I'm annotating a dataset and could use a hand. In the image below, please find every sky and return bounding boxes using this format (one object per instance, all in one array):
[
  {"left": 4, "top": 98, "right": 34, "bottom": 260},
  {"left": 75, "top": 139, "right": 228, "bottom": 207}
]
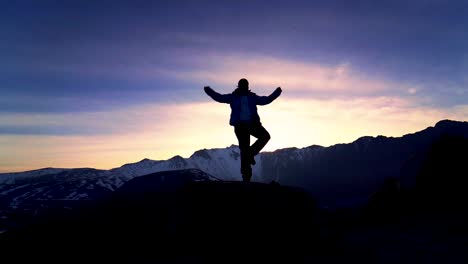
[{"left": 1, "top": 0, "right": 468, "bottom": 172}]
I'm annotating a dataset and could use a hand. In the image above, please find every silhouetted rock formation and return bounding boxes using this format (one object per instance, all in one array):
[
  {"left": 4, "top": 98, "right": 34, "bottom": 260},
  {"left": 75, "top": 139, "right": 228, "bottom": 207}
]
[{"left": 1, "top": 169, "right": 318, "bottom": 263}]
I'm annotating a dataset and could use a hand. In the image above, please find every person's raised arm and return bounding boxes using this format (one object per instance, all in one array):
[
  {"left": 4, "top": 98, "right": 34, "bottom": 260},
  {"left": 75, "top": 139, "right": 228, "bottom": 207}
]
[
  {"left": 255, "top": 87, "right": 282, "bottom": 105},
  {"left": 204, "top": 86, "right": 232, "bottom": 104}
]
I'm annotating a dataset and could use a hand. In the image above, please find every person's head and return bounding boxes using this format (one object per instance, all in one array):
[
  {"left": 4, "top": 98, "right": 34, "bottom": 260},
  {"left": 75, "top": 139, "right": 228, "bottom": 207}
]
[{"left": 237, "top": 78, "right": 249, "bottom": 91}]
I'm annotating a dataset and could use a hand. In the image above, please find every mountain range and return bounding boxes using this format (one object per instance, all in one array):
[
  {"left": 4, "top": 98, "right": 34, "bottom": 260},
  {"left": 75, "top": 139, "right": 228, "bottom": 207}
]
[{"left": 1, "top": 119, "right": 467, "bottom": 223}]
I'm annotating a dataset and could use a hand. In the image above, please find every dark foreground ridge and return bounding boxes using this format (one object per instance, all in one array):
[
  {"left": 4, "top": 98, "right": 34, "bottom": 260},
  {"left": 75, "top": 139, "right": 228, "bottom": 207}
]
[{"left": 0, "top": 169, "right": 318, "bottom": 263}]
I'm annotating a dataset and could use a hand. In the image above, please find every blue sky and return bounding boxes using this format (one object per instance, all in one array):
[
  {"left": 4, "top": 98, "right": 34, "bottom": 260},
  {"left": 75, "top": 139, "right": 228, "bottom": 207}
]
[{"left": 1, "top": 0, "right": 467, "bottom": 172}]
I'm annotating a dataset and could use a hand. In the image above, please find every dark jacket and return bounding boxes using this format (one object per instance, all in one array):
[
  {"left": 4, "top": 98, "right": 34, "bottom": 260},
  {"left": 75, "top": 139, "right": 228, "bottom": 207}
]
[{"left": 205, "top": 87, "right": 281, "bottom": 126}]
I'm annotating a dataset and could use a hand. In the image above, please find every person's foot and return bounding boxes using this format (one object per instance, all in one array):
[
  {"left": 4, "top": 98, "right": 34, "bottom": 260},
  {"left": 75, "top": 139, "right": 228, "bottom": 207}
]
[
  {"left": 241, "top": 167, "right": 252, "bottom": 182},
  {"left": 242, "top": 174, "right": 251, "bottom": 182}
]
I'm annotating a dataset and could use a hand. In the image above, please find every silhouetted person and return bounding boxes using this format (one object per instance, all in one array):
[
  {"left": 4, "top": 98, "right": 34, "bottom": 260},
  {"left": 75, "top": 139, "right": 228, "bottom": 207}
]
[{"left": 204, "top": 78, "right": 282, "bottom": 182}]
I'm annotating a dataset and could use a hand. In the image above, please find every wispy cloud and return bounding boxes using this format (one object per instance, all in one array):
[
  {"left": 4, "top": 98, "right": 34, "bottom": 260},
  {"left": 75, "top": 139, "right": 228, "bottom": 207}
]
[{"left": 157, "top": 53, "right": 417, "bottom": 98}]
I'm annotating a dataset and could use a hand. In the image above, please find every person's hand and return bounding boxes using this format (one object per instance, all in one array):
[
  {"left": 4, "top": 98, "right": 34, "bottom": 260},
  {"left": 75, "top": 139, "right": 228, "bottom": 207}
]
[
  {"left": 275, "top": 87, "right": 282, "bottom": 94},
  {"left": 204, "top": 86, "right": 211, "bottom": 92}
]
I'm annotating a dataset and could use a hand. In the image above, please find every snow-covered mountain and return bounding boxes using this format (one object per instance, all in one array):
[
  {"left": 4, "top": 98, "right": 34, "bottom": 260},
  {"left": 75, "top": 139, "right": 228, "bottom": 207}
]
[
  {"left": 0, "top": 146, "right": 244, "bottom": 208},
  {"left": 109, "top": 145, "right": 254, "bottom": 182},
  {"left": 1, "top": 119, "right": 468, "bottom": 213},
  {"left": 0, "top": 144, "right": 266, "bottom": 213},
  {"left": 0, "top": 168, "right": 70, "bottom": 185}
]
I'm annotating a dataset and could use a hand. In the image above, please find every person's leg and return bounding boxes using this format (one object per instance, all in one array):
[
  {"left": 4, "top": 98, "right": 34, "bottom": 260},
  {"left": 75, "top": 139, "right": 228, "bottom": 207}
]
[
  {"left": 250, "top": 123, "right": 271, "bottom": 158},
  {"left": 234, "top": 125, "right": 252, "bottom": 181}
]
